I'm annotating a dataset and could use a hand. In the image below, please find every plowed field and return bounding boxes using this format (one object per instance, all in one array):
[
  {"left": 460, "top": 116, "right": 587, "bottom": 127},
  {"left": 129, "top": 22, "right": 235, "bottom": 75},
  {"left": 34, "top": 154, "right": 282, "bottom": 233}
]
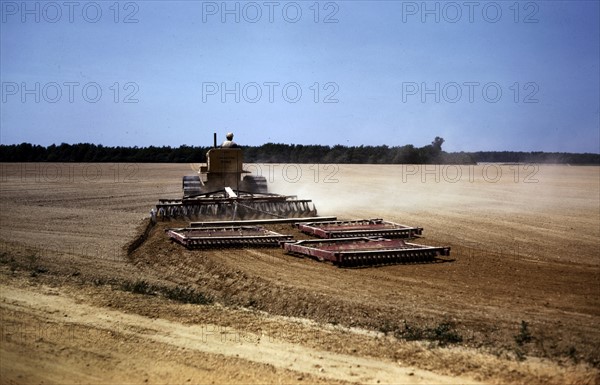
[{"left": 1, "top": 163, "right": 598, "bottom": 384}]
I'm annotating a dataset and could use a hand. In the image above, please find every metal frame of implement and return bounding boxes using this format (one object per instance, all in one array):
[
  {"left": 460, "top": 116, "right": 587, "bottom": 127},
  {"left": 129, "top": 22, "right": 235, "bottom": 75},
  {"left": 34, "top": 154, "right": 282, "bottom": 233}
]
[
  {"left": 157, "top": 190, "right": 316, "bottom": 220},
  {"left": 296, "top": 219, "right": 423, "bottom": 239},
  {"left": 282, "top": 237, "right": 451, "bottom": 267},
  {"left": 189, "top": 216, "right": 337, "bottom": 227},
  {"left": 167, "top": 226, "right": 293, "bottom": 248}
]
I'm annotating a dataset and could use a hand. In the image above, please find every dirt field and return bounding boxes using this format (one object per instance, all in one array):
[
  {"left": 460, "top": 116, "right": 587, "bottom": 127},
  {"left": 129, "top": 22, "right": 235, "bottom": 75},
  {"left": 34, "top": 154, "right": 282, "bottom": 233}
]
[{"left": 1, "top": 162, "right": 599, "bottom": 384}]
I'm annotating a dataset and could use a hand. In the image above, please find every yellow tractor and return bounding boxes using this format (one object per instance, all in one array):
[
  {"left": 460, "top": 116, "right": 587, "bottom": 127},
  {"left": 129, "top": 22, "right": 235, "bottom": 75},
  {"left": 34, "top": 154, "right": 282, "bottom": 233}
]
[{"left": 156, "top": 133, "right": 317, "bottom": 220}]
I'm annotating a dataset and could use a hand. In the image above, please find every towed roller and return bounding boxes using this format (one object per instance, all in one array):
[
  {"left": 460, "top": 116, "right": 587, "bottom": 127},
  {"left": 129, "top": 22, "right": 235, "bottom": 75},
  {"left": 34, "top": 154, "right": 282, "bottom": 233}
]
[
  {"left": 282, "top": 237, "right": 451, "bottom": 267},
  {"left": 167, "top": 226, "right": 293, "bottom": 249},
  {"left": 296, "top": 218, "right": 423, "bottom": 239}
]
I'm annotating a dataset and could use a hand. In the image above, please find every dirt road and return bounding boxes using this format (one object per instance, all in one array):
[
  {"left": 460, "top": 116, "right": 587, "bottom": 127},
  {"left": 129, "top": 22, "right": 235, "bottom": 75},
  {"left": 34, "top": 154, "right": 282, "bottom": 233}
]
[
  {"left": 2, "top": 283, "right": 484, "bottom": 385},
  {"left": 1, "top": 163, "right": 598, "bottom": 384}
]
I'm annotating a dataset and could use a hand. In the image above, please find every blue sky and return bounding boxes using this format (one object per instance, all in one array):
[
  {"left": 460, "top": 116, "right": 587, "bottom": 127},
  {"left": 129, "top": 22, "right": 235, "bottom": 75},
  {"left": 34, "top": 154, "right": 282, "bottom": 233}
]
[{"left": 1, "top": 0, "right": 599, "bottom": 152}]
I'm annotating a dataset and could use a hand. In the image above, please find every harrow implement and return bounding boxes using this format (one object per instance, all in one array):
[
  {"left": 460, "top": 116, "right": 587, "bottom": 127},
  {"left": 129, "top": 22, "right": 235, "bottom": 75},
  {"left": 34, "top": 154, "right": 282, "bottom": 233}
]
[
  {"left": 157, "top": 190, "right": 317, "bottom": 220},
  {"left": 296, "top": 218, "right": 423, "bottom": 239},
  {"left": 167, "top": 226, "right": 293, "bottom": 249},
  {"left": 282, "top": 237, "right": 451, "bottom": 267}
]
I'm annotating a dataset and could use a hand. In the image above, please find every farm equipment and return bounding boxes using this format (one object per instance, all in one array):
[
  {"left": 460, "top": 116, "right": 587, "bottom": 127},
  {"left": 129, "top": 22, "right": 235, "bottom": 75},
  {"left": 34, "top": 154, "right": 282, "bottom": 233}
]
[
  {"left": 166, "top": 226, "right": 294, "bottom": 249},
  {"left": 296, "top": 219, "right": 423, "bottom": 239},
  {"left": 162, "top": 216, "right": 451, "bottom": 267},
  {"left": 155, "top": 133, "right": 452, "bottom": 268},
  {"left": 156, "top": 133, "right": 317, "bottom": 220},
  {"left": 283, "top": 237, "right": 450, "bottom": 267}
]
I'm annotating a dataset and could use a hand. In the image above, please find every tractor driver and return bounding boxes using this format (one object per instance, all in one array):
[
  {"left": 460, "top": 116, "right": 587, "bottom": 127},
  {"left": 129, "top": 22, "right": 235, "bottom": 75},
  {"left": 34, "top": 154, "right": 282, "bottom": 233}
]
[{"left": 221, "top": 132, "right": 239, "bottom": 148}]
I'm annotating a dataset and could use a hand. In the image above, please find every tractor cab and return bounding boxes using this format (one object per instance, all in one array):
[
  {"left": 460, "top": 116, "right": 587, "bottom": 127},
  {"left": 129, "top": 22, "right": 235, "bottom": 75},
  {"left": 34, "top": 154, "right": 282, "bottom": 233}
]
[{"left": 183, "top": 140, "right": 266, "bottom": 198}]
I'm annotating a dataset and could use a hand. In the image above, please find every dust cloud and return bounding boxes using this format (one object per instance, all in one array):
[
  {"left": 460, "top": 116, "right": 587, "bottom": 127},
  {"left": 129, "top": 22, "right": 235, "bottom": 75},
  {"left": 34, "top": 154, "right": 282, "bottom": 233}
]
[{"left": 259, "top": 164, "right": 599, "bottom": 250}]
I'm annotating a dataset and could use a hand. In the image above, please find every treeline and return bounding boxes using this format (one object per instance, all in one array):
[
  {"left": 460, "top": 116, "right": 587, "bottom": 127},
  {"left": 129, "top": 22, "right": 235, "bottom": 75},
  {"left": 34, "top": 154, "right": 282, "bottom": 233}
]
[
  {"left": 470, "top": 151, "right": 599, "bottom": 164},
  {"left": 0, "top": 142, "right": 473, "bottom": 164},
  {"left": 0, "top": 142, "right": 598, "bottom": 164}
]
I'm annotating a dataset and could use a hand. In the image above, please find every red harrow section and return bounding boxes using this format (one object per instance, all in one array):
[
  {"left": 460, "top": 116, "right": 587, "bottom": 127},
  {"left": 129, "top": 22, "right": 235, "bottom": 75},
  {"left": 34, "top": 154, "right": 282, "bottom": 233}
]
[
  {"left": 166, "top": 226, "right": 293, "bottom": 249},
  {"left": 296, "top": 219, "right": 423, "bottom": 239},
  {"left": 282, "top": 238, "right": 451, "bottom": 267},
  {"left": 162, "top": 216, "right": 451, "bottom": 268}
]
